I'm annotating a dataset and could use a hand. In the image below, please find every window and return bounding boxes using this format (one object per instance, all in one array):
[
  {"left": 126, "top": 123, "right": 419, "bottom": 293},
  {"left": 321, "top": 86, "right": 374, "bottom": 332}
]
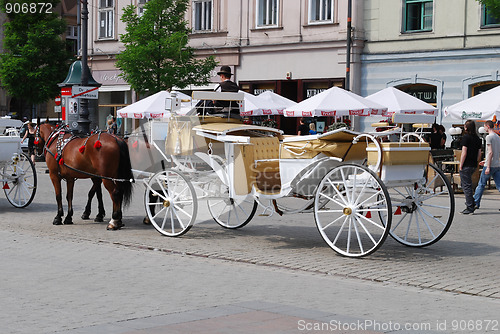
[
  {"left": 256, "top": 0, "right": 278, "bottom": 27},
  {"left": 309, "top": 0, "right": 333, "bottom": 23},
  {"left": 66, "top": 26, "right": 78, "bottom": 56},
  {"left": 98, "top": 0, "right": 114, "bottom": 39},
  {"left": 193, "top": 0, "right": 212, "bottom": 31},
  {"left": 138, "top": 0, "right": 150, "bottom": 17},
  {"left": 481, "top": 5, "right": 500, "bottom": 27},
  {"left": 403, "top": 0, "right": 433, "bottom": 33}
]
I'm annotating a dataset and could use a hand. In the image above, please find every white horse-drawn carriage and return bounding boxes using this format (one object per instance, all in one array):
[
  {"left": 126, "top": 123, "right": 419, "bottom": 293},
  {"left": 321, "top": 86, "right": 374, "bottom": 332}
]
[
  {"left": 128, "top": 92, "right": 454, "bottom": 257},
  {"left": 0, "top": 125, "right": 37, "bottom": 208}
]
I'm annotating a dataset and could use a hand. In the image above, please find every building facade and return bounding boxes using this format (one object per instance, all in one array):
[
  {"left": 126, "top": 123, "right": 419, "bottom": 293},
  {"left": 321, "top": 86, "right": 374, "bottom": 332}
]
[
  {"left": 360, "top": 0, "right": 500, "bottom": 132},
  {"left": 84, "top": 0, "right": 363, "bottom": 134}
]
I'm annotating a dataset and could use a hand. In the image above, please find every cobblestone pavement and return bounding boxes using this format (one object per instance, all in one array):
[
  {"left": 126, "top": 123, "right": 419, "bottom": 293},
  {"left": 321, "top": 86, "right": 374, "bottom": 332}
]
[{"left": 1, "top": 163, "right": 499, "bottom": 333}]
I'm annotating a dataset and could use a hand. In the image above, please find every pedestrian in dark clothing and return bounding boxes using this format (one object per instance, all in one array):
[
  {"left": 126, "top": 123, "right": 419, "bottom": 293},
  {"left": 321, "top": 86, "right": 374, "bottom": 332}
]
[
  {"left": 214, "top": 66, "right": 239, "bottom": 111},
  {"left": 459, "top": 120, "right": 482, "bottom": 214},
  {"left": 439, "top": 125, "right": 447, "bottom": 149},
  {"left": 298, "top": 118, "right": 309, "bottom": 135}
]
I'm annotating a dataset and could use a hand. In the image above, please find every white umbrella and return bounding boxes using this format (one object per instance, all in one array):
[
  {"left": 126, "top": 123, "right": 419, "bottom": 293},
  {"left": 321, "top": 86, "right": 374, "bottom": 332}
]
[
  {"left": 365, "top": 86, "right": 437, "bottom": 116},
  {"left": 284, "top": 86, "right": 387, "bottom": 117},
  {"left": 240, "top": 91, "right": 269, "bottom": 116},
  {"left": 257, "top": 91, "right": 296, "bottom": 115},
  {"left": 444, "top": 85, "right": 500, "bottom": 120},
  {"left": 117, "top": 91, "right": 188, "bottom": 119}
]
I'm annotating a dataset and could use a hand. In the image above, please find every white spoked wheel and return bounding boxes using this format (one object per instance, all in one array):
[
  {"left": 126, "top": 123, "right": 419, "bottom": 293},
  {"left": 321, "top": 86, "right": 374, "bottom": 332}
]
[
  {"left": 382, "top": 163, "right": 454, "bottom": 247},
  {"left": 3, "top": 153, "right": 37, "bottom": 208},
  {"left": 207, "top": 190, "right": 257, "bottom": 229},
  {"left": 144, "top": 169, "right": 198, "bottom": 237},
  {"left": 314, "top": 163, "right": 392, "bottom": 257}
]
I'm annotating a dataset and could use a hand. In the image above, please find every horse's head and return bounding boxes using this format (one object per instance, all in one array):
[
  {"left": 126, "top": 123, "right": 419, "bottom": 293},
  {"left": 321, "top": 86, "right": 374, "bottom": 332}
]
[{"left": 34, "top": 122, "right": 55, "bottom": 156}]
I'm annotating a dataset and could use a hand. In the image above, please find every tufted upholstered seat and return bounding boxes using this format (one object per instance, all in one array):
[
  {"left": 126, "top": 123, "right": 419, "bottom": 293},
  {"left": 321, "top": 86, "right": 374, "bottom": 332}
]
[{"left": 236, "top": 136, "right": 281, "bottom": 194}]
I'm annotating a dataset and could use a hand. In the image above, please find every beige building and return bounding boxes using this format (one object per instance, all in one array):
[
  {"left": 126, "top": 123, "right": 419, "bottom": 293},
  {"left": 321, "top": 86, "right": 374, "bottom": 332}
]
[{"left": 84, "top": 0, "right": 362, "bottom": 133}]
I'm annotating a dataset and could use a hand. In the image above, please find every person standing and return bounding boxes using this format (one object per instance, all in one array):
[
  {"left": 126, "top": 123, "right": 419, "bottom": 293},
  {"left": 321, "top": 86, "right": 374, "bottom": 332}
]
[
  {"left": 21, "top": 122, "right": 36, "bottom": 165},
  {"left": 429, "top": 123, "right": 443, "bottom": 150},
  {"left": 459, "top": 120, "right": 482, "bottom": 214},
  {"left": 107, "top": 117, "right": 117, "bottom": 135},
  {"left": 309, "top": 122, "right": 317, "bottom": 135},
  {"left": 473, "top": 120, "right": 500, "bottom": 210},
  {"left": 298, "top": 118, "right": 309, "bottom": 135}
]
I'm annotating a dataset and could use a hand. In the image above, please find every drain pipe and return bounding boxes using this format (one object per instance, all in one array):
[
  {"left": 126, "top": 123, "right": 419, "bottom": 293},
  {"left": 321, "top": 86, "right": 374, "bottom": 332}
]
[{"left": 346, "top": 0, "right": 352, "bottom": 91}]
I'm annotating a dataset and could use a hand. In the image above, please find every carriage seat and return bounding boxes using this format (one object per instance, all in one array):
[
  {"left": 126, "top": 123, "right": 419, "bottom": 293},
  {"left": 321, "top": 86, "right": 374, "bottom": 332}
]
[{"left": 250, "top": 137, "right": 281, "bottom": 193}]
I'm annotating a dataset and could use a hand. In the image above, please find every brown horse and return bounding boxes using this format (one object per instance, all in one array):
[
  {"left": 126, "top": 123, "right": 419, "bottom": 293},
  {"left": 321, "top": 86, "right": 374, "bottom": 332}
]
[{"left": 35, "top": 123, "right": 134, "bottom": 230}]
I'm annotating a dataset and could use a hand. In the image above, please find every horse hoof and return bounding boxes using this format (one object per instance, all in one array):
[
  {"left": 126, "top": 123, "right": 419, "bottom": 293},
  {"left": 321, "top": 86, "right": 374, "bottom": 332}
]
[
  {"left": 53, "top": 219, "right": 63, "bottom": 226},
  {"left": 63, "top": 218, "right": 73, "bottom": 225},
  {"left": 81, "top": 212, "right": 91, "bottom": 220},
  {"left": 94, "top": 216, "right": 104, "bottom": 223},
  {"left": 107, "top": 221, "right": 124, "bottom": 230},
  {"left": 143, "top": 217, "right": 151, "bottom": 225}
]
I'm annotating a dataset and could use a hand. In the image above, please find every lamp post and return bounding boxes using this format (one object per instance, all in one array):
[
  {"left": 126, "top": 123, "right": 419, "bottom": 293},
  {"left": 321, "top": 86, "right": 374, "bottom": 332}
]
[{"left": 78, "top": 0, "right": 90, "bottom": 134}]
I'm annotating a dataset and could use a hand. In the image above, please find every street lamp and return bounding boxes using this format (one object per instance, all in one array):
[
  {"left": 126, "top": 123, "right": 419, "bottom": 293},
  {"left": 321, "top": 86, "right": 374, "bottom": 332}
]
[{"left": 79, "top": 0, "right": 90, "bottom": 134}]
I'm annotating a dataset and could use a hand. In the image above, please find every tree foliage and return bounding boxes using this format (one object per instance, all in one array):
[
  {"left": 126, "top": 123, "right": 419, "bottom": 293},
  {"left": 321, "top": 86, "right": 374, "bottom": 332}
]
[
  {"left": 0, "top": 0, "right": 72, "bottom": 105},
  {"left": 116, "top": 0, "right": 217, "bottom": 94},
  {"left": 477, "top": 0, "right": 500, "bottom": 18}
]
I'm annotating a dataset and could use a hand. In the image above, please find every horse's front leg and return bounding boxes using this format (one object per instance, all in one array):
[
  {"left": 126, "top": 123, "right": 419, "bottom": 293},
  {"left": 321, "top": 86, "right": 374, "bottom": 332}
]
[
  {"left": 49, "top": 173, "right": 64, "bottom": 225},
  {"left": 63, "top": 178, "right": 75, "bottom": 225}
]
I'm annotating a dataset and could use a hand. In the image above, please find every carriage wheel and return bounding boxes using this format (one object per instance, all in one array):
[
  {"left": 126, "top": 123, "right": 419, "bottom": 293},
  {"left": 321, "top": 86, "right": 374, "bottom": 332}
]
[
  {"left": 3, "top": 153, "right": 37, "bottom": 208},
  {"left": 314, "top": 163, "right": 392, "bottom": 257},
  {"left": 144, "top": 169, "right": 197, "bottom": 237},
  {"left": 207, "top": 189, "right": 257, "bottom": 229},
  {"left": 382, "top": 163, "right": 454, "bottom": 247}
]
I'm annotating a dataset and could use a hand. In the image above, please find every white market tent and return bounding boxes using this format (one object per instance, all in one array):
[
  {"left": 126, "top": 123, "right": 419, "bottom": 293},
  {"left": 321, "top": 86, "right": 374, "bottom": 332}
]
[
  {"left": 444, "top": 85, "right": 500, "bottom": 120},
  {"left": 239, "top": 91, "right": 270, "bottom": 116},
  {"left": 365, "top": 86, "right": 437, "bottom": 116},
  {"left": 283, "top": 86, "right": 387, "bottom": 117},
  {"left": 257, "top": 91, "right": 296, "bottom": 115},
  {"left": 117, "top": 91, "right": 192, "bottom": 119}
]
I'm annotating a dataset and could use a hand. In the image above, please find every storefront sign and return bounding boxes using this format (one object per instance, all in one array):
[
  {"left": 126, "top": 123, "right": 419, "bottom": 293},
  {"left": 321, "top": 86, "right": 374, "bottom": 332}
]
[
  {"left": 254, "top": 89, "right": 273, "bottom": 95},
  {"left": 93, "top": 70, "right": 128, "bottom": 85},
  {"left": 306, "top": 89, "right": 326, "bottom": 98}
]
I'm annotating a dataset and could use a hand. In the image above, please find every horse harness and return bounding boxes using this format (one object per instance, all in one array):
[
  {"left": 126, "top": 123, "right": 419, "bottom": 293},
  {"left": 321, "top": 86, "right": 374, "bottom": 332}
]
[{"left": 41, "top": 125, "right": 133, "bottom": 183}]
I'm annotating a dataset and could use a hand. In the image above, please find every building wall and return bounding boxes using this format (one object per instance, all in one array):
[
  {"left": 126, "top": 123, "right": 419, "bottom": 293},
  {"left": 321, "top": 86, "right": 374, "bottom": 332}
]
[
  {"left": 360, "top": 0, "right": 500, "bottom": 133},
  {"left": 188, "top": 0, "right": 363, "bottom": 93}
]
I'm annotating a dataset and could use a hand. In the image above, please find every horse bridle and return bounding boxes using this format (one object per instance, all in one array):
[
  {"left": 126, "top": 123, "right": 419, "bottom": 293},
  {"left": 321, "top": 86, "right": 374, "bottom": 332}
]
[{"left": 34, "top": 125, "right": 45, "bottom": 158}]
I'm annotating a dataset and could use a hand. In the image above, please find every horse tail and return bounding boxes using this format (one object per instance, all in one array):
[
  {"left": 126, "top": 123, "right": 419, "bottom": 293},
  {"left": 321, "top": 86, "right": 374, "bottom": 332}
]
[{"left": 116, "top": 138, "right": 134, "bottom": 208}]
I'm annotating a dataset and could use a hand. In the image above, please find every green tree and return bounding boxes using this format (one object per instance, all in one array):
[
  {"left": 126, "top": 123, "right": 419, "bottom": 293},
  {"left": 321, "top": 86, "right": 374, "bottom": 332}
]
[
  {"left": 116, "top": 0, "right": 217, "bottom": 95},
  {"left": 0, "top": 0, "right": 72, "bottom": 111},
  {"left": 477, "top": 0, "right": 500, "bottom": 19}
]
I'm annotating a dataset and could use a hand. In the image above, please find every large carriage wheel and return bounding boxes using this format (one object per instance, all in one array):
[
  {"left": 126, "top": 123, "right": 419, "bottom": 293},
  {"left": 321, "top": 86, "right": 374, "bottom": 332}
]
[
  {"left": 3, "top": 153, "right": 37, "bottom": 208},
  {"left": 144, "top": 169, "right": 197, "bottom": 237},
  {"left": 314, "top": 163, "right": 392, "bottom": 257},
  {"left": 382, "top": 163, "right": 454, "bottom": 247},
  {"left": 207, "top": 189, "right": 257, "bottom": 229}
]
